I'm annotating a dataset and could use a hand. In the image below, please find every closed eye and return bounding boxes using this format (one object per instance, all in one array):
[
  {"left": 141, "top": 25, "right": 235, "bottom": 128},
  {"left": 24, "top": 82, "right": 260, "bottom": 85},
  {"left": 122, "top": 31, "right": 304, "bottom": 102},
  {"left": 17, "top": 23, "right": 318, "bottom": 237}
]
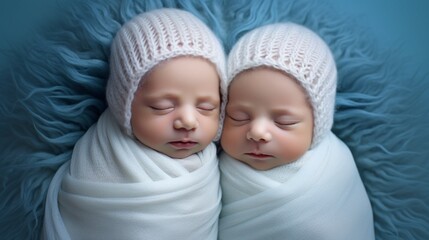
[
  {"left": 149, "top": 105, "right": 174, "bottom": 114},
  {"left": 197, "top": 102, "right": 217, "bottom": 111},
  {"left": 275, "top": 121, "right": 299, "bottom": 127},
  {"left": 148, "top": 98, "right": 175, "bottom": 111},
  {"left": 226, "top": 108, "right": 250, "bottom": 123},
  {"left": 228, "top": 114, "right": 249, "bottom": 122},
  {"left": 150, "top": 106, "right": 173, "bottom": 110}
]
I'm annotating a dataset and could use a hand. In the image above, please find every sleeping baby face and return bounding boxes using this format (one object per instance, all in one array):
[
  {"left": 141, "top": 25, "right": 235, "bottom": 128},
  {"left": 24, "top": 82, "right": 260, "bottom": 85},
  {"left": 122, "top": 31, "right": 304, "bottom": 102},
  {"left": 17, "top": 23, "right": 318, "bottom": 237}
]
[
  {"left": 131, "top": 56, "right": 221, "bottom": 159},
  {"left": 221, "top": 67, "right": 314, "bottom": 170}
]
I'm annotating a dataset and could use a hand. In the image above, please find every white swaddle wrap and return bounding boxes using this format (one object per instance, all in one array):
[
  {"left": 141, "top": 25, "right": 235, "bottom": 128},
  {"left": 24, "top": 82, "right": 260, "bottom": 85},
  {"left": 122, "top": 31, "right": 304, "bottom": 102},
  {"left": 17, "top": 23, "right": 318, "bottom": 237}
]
[
  {"left": 43, "top": 109, "right": 221, "bottom": 240},
  {"left": 219, "top": 132, "right": 374, "bottom": 240}
]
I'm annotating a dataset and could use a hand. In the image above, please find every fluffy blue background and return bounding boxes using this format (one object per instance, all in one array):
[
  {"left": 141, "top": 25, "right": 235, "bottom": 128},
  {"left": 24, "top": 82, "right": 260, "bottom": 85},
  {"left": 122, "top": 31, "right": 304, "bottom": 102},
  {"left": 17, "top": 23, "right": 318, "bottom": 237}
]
[{"left": 1, "top": 0, "right": 428, "bottom": 239}]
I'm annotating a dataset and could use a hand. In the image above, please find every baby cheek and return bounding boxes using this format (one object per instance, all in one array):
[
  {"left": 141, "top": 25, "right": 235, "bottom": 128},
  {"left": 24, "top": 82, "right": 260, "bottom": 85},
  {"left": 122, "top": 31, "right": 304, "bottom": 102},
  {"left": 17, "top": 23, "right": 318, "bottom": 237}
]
[
  {"left": 221, "top": 124, "right": 244, "bottom": 154},
  {"left": 151, "top": 115, "right": 174, "bottom": 130},
  {"left": 277, "top": 135, "right": 311, "bottom": 163},
  {"left": 208, "top": 117, "right": 221, "bottom": 135},
  {"left": 133, "top": 116, "right": 169, "bottom": 139}
]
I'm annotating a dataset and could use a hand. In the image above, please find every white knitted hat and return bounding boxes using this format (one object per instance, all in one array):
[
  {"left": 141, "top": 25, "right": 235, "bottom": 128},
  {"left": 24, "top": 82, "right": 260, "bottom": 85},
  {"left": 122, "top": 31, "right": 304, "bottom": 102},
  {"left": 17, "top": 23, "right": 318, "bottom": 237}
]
[
  {"left": 227, "top": 23, "right": 337, "bottom": 148},
  {"left": 106, "top": 8, "right": 227, "bottom": 140}
]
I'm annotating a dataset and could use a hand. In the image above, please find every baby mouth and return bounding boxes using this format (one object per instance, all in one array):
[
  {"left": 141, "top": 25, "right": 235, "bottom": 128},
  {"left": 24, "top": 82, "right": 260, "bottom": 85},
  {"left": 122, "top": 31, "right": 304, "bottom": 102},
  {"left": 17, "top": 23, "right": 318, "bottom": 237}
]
[
  {"left": 245, "top": 152, "right": 273, "bottom": 159},
  {"left": 169, "top": 140, "right": 198, "bottom": 149}
]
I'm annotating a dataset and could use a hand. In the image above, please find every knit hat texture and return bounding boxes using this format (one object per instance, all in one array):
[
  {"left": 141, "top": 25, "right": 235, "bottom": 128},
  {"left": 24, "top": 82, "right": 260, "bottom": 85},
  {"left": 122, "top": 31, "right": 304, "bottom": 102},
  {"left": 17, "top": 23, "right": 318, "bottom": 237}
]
[
  {"left": 106, "top": 8, "right": 227, "bottom": 140},
  {"left": 227, "top": 23, "right": 337, "bottom": 148}
]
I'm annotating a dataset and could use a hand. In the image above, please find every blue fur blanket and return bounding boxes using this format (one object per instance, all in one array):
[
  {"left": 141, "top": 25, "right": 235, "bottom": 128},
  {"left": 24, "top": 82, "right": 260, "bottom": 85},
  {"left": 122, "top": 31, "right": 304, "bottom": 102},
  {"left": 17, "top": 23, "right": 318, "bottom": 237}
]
[{"left": 1, "top": 0, "right": 428, "bottom": 239}]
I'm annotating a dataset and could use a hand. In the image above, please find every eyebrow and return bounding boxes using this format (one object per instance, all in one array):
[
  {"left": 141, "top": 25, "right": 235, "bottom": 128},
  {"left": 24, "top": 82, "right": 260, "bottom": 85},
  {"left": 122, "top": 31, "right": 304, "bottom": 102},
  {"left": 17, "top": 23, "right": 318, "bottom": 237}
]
[
  {"left": 196, "top": 95, "right": 220, "bottom": 102},
  {"left": 270, "top": 107, "right": 300, "bottom": 115},
  {"left": 227, "top": 102, "right": 300, "bottom": 116},
  {"left": 143, "top": 92, "right": 220, "bottom": 102},
  {"left": 226, "top": 102, "right": 253, "bottom": 110},
  {"left": 139, "top": 92, "right": 177, "bottom": 101}
]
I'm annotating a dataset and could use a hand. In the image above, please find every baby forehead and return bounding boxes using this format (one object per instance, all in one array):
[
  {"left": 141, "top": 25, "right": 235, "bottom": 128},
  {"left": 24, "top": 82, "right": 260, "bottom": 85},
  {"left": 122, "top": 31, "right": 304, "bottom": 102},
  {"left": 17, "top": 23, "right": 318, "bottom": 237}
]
[
  {"left": 229, "top": 67, "right": 307, "bottom": 96},
  {"left": 138, "top": 57, "right": 220, "bottom": 87}
]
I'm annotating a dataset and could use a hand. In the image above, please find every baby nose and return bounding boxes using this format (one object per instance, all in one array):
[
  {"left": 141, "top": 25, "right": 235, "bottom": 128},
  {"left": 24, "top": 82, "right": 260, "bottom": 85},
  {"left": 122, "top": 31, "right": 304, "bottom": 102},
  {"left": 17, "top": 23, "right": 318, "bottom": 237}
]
[
  {"left": 173, "top": 107, "right": 198, "bottom": 130},
  {"left": 246, "top": 119, "right": 272, "bottom": 142}
]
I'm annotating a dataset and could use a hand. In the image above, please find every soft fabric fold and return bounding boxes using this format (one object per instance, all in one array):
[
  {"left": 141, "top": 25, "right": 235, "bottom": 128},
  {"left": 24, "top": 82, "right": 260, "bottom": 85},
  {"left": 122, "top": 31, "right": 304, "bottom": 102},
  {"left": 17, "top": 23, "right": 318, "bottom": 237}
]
[
  {"left": 42, "top": 109, "right": 221, "bottom": 240},
  {"left": 219, "top": 132, "right": 374, "bottom": 240}
]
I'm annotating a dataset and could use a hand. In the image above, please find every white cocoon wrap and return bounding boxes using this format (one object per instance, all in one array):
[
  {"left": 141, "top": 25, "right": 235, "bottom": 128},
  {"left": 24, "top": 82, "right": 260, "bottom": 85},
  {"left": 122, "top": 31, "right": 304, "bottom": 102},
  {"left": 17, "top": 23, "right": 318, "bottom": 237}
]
[
  {"left": 42, "top": 109, "right": 221, "bottom": 240},
  {"left": 219, "top": 132, "right": 375, "bottom": 240}
]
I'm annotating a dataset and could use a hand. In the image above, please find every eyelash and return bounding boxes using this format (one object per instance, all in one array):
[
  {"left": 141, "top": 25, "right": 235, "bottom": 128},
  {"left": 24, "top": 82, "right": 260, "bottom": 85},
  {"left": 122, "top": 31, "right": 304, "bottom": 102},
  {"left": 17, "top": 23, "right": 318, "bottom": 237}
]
[
  {"left": 228, "top": 115, "right": 249, "bottom": 122},
  {"left": 149, "top": 105, "right": 217, "bottom": 113},
  {"left": 228, "top": 114, "right": 298, "bottom": 126},
  {"left": 275, "top": 121, "right": 298, "bottom": 127},
  {"left": 198, "top": 105, "right": 216, "bottom": 111},
  {"left": 150, "top": 106, "right": 173, "bottom": 110}
]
